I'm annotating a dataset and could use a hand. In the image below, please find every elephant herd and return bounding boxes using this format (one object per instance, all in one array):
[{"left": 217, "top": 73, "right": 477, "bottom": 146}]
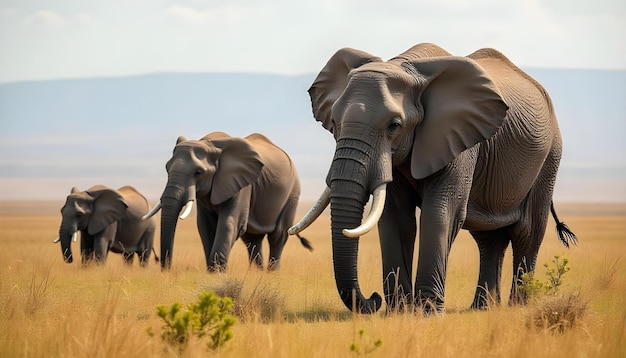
[{"left": 53, "top": 43, "right": 577, "bottom": 314}]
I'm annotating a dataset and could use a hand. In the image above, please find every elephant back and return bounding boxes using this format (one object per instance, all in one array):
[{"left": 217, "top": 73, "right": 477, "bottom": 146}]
[{"left": 117, "top": 186, "right": 152, "bottom": 222}]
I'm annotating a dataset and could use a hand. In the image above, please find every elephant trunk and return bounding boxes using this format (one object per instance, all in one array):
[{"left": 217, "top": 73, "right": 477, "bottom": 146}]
[
  {"left": 328, "top": 138, "right": 389, "bottom": 314},
  {"left": 58, "top": 222, "right": 77, "bottom": 263},
  {"left": 330, "top": 180, "right": 382, "bottom": 313},
  {"left": 159, "top": 175, "right": 196, "bottom": 270}
]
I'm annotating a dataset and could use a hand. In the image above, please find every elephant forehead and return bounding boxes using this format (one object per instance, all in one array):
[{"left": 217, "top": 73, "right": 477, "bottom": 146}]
[
  {"left": 62, "top": 195, "right": 92, "bottom": 213},
  {"left": 173, "top": 141, "right": 217, "bottom": 159}
]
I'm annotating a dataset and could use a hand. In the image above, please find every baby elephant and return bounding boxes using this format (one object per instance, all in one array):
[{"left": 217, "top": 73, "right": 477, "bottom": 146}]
[{"left": 54, "top": 185, "right": 157, "bottom": 266}]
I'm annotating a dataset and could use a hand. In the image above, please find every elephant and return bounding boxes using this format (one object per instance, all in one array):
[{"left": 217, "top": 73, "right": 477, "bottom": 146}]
[
  {"left": 144, "top": 132, "right": 313, "bottom": 271},
  {"left": 54, "top": 185, "right": 157, "bottom": 266},
  {"left": 289, "top": 43, "right": 577, "bottom": 314}
]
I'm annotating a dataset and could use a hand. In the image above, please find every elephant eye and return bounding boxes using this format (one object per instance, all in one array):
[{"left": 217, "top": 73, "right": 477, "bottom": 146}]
[
  {"left": 387, "top": 117, "right": 403, "bottom": 134},
  {"left": 194, "top": 168, "right": 205, "bottom": 176}
]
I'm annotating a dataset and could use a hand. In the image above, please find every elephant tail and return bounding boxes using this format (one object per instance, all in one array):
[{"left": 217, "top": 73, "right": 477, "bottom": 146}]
[
  {"left": 152, "top": 247, "right": 160, "bottom": 263},
  {"left": 295, "top": 233, "right": 314, "bottom": 252},
  {"left": 550, "top": 202, "right": 578, "bottom": 248}
]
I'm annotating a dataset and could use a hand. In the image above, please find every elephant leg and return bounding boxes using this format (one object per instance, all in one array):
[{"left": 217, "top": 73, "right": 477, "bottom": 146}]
[
  {"left": 208, "top": 207, "right": 243, "bottom": 272},
  {"left": 197, "top": 205, "right": 218, "bottom": 271},
  {"left": 509, "top": 144, "right": 560, "bottom": 305},
  {"left": 470, "top": 228, "right": 510, "bottom": 309},
  {"left": 414, "top": 149, "right": 477, "bottom": 313},
  {"left": 138, "top": 227, "right": 155, "bottom": 267},
  {"left": 80, "top": 232, "right": 95, "bottom": 265},
  {"left": 242, "top": 233, "right": 265, "bottom": 269},
  {"left": 267, "top": 230, "right": 288, "bottom": 271},
  {"left": 266, "top": 195, "right": 299, "bottom": 271},
  {"left": 378, "top": 176, "right": 417, "bottom": 311},
  {"left": 123, "top": 252, "right": 134, "bottom": 265}
]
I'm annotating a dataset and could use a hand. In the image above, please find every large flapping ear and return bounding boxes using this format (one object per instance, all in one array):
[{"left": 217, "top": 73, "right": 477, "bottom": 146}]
[
  {"left": 209, "top": 138, "right": 264, "bottom": 205},
  {"left": 407, "top": 56, "right": 509, "bottom": 179},
  {"left": 85, "top": 186, "right": 128, "bottom": 235},
  {"left": 309, "top": 48, "right": 382, "bottom": 137}
]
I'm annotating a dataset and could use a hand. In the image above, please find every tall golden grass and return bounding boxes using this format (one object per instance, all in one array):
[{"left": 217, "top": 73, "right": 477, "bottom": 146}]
[{"left": 0, "top": 202, "right": 624, "bottom": 357}]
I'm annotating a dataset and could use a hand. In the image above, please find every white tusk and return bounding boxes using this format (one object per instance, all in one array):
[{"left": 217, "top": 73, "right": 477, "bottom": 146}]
[
  {"left": 288, "top": 187, "right": 331, "bottom": 235},
  {"left": 342, "top": 184, "right": 387, "bottom": 238},
  {"left": 143, "top": 202, "right": 162, "bottom": 220},
  {"left": 179, "top": 200, "right": 194, "bottom": 220},
  {"left": 53, "top": 237, "right": 60, "bottom": 243}
]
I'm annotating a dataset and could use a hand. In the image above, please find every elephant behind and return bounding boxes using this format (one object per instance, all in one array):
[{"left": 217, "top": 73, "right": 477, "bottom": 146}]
[
  {"left": 145, "top": 132, "right": 313, "bottom": 271},
  {"left": 55, "top": 185, "right": 157, "bottom": 266},
  {"left": 291, "top": 43, "right": 577, "bottom": 314}
]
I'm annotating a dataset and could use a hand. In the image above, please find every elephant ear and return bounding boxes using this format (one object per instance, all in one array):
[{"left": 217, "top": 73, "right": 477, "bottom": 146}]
[
  {"left": 408, "top": 56, "right": 509, "bottom": 179},
  {"left": 309, "top": 48, "right": 382, "bottom": 138},
  {"left": 85, "top": 186, "right": 128, "bottom": 235},
  {"left": 209, "top": 138, "right": 264, "bottom": 205}
]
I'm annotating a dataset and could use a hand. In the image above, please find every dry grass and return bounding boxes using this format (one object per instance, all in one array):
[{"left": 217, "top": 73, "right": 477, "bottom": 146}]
[{"left": 0, "top": 202, "right": 625, "bottom": 357}]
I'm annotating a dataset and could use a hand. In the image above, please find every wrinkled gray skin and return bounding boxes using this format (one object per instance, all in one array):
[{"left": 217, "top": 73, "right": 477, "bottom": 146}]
[
  {"left": 152, "top": 132, "right": 312, "bottom": 271},
  {"left": 57, "top": 185, "right": 156, "bottom": 266},
  {"left": 301, "top": 43, "right": 576, "bottom": 314}
]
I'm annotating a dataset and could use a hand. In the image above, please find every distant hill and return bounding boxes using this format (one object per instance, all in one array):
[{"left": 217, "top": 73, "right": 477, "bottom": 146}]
[{"left": 0, "top": 69, "right": 624, "bottom": 202}]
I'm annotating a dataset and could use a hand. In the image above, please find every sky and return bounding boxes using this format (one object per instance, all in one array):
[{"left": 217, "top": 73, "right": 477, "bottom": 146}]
[{"left": 1, "top": 0, "right": 625, "bottom": 83}]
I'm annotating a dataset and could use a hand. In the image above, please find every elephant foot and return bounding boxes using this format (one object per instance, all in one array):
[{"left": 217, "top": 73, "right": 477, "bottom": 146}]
[
  {"left": 415, "top": 290, "right": 444, "bottom": 315},
  {"left": 384, "top": 292, "right": 414, "bottom": 313},
  {"left": 208, "top": 263, "right": 228, "bottom": 273}
]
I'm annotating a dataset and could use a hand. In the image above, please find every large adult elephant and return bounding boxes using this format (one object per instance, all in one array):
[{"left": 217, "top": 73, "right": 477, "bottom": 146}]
[
  {"left": 144, "top": 132, "right": 313, "bottom": 271},
  {"left": 54, "top": 185, "right": 157, "bottom": 266},
  {"left": 290, "top": 43, "right": 577, "bottom": 314}
]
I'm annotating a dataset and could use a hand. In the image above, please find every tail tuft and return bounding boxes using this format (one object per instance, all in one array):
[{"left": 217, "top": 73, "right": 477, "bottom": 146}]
[
  {"left": 296, "top": 233, "right": 314, "bottom": 252},
  {"left": 152, "top": 247, "right": 160, "bottom": 263},
  {"left": 551, "top": 202, "right": 578, "bottom": 248},
  {"left": 555, "top": 221, "right": 578, "bottom": 248}
]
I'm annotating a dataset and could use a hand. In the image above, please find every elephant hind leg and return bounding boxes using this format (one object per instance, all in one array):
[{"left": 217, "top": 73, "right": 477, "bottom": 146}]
[
  {"left": 242, "top": 233, "right": 265, "bottom": 269},
  {"left": 267, "top": 230, "right": 288, "bottom": 271},
  {"left": 266, "top": 194, "right": 300, "bottom": 271},
  {"left": 138, "top": 227, "right": 156, "bottom": 267},
  {"left": 509, "top": 144, "right": 560, "bottom": 305},
  {"left": 470, "top": 228, "right": 510, "bottom": 309}
]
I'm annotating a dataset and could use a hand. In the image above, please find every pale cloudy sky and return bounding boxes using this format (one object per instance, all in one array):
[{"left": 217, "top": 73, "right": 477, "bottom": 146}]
[{"left": 0, "top": 0, "right": 624, "bottom": 83}]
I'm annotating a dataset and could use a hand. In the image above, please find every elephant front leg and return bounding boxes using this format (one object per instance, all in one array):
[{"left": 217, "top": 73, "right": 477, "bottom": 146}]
[
  {"left": 207, "top": 213, "right": 243, "bottom": 272},
  {"left": 93, "top": 224, "right": 117, "bottom": 264},
  {"left": 242, "top": 233, "right": 265, "bottom": 269},
  {"left": 197, "top": 205, "right": 218, "bottom": 271},
  {"left": 80, "top": 231, "right": 95, "bottom": 265},
  {"left": 378, "top": 180, "right": 417, "bottom": 311}
]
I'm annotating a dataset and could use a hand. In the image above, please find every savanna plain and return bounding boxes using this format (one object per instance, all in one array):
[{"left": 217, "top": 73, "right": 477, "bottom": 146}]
[{"left": 0, "top": 201, "right": 625, "bottom": 357}]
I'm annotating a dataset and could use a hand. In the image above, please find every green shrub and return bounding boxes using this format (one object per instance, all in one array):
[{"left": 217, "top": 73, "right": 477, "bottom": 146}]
[
  {"left": 519, "top": 255, "right": 570, "bottom": 300},
  {"left": 151, "top": 291, "right": 236, "bottom": 351},
  {"left": 349, "top": 328, "right": 383, "bottom": 356},
  {"left": 519, "top": 256, "right": 587, "bottom": 333}
]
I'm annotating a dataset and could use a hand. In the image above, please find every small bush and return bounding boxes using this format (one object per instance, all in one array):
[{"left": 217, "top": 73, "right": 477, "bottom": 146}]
[
  {"left": 520, "top": 256, "right": 587, "bottom": 333},
  {"left": 151, "top": 291, "right": 236, "bottom": 351},
  {"left": 349, "top": 328, "right": 383, "bottom": 356},
  {"left": 529, "top": 292, "right": 587, "bottom": 333},
  {"left": 519, "top": 255, "right": 570, "bottom": 300},
  {"left": 211, "top": 276, "right": 286, "bottom": 322}
]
